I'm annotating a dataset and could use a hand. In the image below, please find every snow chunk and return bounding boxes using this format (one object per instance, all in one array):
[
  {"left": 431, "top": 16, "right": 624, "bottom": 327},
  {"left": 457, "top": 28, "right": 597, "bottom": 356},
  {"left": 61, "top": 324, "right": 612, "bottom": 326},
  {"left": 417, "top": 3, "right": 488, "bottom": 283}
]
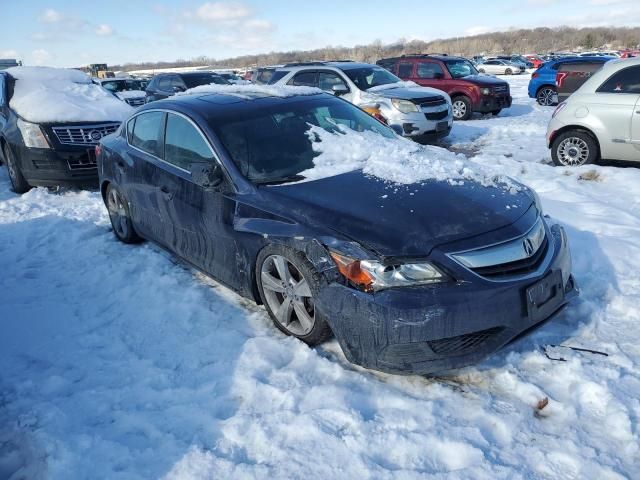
[
  {"left": 179, "top": 83, "right": 322, "bottom": 99},
  {"left": 114, "top": 90, "right": 146, "bottom": 100},
  {"left": 303, "top": 125, "right": 520, "bottom": 191},
  {"left": 6, "top": 66, "right": 133, "bottom": 124},
  {"left": 368, "top": 80, "right": 419, "bottom": 92}
]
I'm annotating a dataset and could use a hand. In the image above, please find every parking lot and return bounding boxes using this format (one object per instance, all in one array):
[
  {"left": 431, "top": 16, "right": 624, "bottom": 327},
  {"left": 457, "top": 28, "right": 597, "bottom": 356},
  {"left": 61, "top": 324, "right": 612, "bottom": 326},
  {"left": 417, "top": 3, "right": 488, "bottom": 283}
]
[{"left": 1, "top": 72, "right": 638, "bottom": 478}]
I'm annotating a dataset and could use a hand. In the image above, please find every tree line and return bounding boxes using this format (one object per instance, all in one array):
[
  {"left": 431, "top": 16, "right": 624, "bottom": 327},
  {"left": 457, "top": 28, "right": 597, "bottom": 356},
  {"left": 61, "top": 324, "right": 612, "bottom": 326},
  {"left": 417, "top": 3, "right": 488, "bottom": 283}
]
[{"left": 113, "top": 26, "right": 640, "bottom": 71}]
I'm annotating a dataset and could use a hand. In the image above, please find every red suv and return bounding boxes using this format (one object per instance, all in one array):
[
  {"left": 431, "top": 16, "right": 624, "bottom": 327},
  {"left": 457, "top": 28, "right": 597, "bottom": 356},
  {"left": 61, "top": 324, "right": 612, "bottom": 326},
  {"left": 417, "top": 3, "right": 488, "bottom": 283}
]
[{"left": 377, "top": 55, "right": 512, "bottom": 120}]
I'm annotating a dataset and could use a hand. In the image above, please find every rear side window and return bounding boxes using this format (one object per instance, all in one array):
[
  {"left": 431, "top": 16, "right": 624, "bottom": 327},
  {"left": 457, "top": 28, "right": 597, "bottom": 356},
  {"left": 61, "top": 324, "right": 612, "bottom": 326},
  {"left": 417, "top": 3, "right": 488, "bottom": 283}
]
[
  {"left": 289, "top": 71, "right": 317, "bottom": 87},
  {"left": 158, "top": 76, "right": 171, "bottom": 91},
  {"left": 318, "top": 72, "right": 348, "bottom": 92},
  {"left": 267, "top": 70, "right": 289, "bottom": 85},
  {"left": 131, "top": 111, "right": 165, "bottom": 157},
  {"left": 597, "top": 66, "right": 640, "bottom": 94},
  {"left": 417, "top": 62, "right": 444, "bottom": 79},
  {"left": 397, "top": 63, "right": 413, "bottom": 78},
  {"left": 164, "top": 113, "right": 215, "bottom": 171}
]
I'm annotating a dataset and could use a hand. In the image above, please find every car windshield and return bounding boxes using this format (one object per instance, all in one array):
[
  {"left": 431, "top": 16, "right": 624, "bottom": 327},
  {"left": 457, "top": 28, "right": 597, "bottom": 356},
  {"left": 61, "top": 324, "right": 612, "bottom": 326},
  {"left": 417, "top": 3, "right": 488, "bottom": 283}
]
[
  {"left": 101, "top": 80, "right": 128, "bottom": 92},
  {"left": 209, "top": 96, "right": 395, "bottom": 184},
  {"left": 183, "top": 74, "right": 229, "bottom": 88},
  {"left": 342, "top": 66, "right": 401, "bottom": 91},
  {"left": 444, "top": 59, "right": 478, "bottom": 78}
]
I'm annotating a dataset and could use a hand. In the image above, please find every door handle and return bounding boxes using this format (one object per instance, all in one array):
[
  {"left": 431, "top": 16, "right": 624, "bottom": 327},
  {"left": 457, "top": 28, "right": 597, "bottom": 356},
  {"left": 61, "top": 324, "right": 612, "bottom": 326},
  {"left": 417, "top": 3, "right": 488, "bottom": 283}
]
[{"left": 160, "top": 185, "right": 174, "bottom": 200}]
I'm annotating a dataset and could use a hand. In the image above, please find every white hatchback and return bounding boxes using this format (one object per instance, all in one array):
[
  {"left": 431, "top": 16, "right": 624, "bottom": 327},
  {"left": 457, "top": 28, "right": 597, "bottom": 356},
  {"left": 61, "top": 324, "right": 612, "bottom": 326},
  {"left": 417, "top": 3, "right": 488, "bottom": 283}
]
[{"left": 547, "top": 57, "right": 640, "bottom": 166}]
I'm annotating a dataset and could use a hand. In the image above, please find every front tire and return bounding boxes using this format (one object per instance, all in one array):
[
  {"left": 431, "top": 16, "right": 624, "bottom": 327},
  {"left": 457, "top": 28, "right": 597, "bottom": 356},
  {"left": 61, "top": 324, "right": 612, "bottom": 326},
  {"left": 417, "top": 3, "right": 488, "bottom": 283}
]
[
  {"left": 257, "top": 245, "right": 332, "bottom": 345},
  {"left": 3, "top": 144, "right": 30, "bottom": 194},
  {"left": 451, "top": 96, "right": 473, "bottom": 121},
  {"left": 490, "top": 109, "right": 502, "bottom": 116},
  {"left": 551, "top": 130, "right": 599, "bottom": 167},
  {"left": 505, "top": 68, "right": 513, "bottom": 75},
  {"left": 106, "top": 183, "right": 142, "bottom": 243}
]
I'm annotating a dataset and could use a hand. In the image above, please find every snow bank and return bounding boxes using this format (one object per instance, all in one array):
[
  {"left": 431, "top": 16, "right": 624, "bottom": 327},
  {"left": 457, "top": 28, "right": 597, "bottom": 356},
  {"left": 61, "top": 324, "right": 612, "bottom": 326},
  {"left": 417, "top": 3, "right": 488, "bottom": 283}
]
[
  {"left": 6, "top": 66, "right": 133, "bottom": 124},
  {"left": 179, "top": 83, "right": 322, "bottom": 99},
  {"left": 304, "top": 124, "right": 520, "bottom": 191}
]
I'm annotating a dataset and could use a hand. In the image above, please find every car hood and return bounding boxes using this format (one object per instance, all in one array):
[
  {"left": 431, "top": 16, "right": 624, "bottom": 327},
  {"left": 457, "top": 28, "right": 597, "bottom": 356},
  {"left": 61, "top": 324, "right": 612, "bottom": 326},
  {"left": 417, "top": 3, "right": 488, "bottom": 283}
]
[
  {"left": 371, "top": 85, "right": 446, "bottom": 102},
  {"left": 463, "top": 75, "right": 510, "bottom": 87},
  {"left": 263, "top": 170, "right": 533, "bottom": 257}
]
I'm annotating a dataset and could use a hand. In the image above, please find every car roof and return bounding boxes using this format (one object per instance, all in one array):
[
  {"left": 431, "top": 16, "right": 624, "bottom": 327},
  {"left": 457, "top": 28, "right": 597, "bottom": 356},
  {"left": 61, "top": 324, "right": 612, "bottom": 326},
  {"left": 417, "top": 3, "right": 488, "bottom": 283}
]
[
  {"left": 276, "top": 62, "right": 382, "bottom": 73},
  {"left": 138, "top": 91, "right": 328, "bottom": 119},
  {"left": 550, "top": 56, "right": 612, "bottom": 64}
]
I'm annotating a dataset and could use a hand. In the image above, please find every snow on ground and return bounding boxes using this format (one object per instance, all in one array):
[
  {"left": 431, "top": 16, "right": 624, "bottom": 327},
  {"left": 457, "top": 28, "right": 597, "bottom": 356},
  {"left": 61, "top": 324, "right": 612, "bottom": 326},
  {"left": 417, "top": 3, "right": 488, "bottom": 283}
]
[{"left": 1, "top": 75, "right": 639, "bottom": 479}]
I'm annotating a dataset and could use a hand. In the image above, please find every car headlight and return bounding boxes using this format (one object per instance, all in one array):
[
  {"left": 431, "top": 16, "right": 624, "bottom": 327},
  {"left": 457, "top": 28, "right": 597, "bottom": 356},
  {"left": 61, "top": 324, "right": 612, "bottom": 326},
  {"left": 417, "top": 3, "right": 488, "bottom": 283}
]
[
  {"left": 329, "top": 251, "right": 446, "bottom": 292},
  {"left": 17, "top": 119, "right": 50, "bottom": 149},
  {"left": 480, "top": 87, "right": 491, "bottom": 95},
  {"left": 391, "top": 98, "right": 419, "bottom": 113}
]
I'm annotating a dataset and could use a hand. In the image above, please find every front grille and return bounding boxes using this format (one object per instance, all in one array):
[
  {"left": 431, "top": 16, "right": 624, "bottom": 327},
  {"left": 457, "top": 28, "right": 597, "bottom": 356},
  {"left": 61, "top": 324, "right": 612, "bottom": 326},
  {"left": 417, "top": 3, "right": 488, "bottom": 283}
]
[
  {"left": 418, "top": 97, "right": 446, "bottom": 107},
  {"left": 493, "top": 85, "right": 509, "bottom": 94},
  {"left": 125, "top": 97, "right": 145, "bottom": 107},
  {"left": 428, "top": 327, "right": 504, "bottom": 356},
  {"left": 472, "top": 237, "right": 549, "bottom": 279},
  {"left": 425, "top": 110, "right": 449, "bottom": 121},
  {"left": 52, "top": 123, "right": 119, "bottom": 146}
]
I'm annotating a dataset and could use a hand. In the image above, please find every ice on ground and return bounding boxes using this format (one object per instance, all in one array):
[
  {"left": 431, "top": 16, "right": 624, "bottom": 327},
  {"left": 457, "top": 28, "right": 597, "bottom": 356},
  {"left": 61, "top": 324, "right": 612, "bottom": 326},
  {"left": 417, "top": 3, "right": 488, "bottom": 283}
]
[
  {"left": 0, "top": 74, "right": 639, "bottom": 479},
  {"left": 6, "top": 66, "right": 133, "bottom": 124},
  {"left": 180, "top": 83, "right": 322, "bottom": 99}
]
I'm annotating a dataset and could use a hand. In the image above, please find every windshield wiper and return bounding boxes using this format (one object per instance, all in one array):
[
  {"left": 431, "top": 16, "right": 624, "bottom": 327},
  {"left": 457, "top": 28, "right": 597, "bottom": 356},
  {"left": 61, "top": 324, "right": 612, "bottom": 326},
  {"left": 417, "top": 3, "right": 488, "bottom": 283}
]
[{"left": 255, "top": 174, "right": 306, "bottom": 186}]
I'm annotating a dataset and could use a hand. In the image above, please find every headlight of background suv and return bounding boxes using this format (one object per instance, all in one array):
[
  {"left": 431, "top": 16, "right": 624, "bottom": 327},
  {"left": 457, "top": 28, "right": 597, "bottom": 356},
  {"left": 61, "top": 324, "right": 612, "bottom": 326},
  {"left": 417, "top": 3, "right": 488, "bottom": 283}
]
[
  {"left": 330, "top": 251, "right": 446, "bottom": 292},
  {"left": 480, "top": 87, "right": 491, "bottom": 95},
  {"left": 17, "top": 119, "right": 50, "bottom": 149},
  {"left": 391, "top": 98, "right": 419, "bottom": 114}
]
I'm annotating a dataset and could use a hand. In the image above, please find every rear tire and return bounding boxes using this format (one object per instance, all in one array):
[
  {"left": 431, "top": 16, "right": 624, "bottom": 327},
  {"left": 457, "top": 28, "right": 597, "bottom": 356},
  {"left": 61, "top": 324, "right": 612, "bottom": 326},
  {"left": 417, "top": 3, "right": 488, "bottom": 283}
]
[
  {"left": 505, "top": 68, "right": 513, "bottom": 75},
  {"left": 3, "top": 144, "right": 30, "bottom": 194},
  {"left": 536, "top": 86, "right": 556, "bottom": 106},
  {"left": 551, "top": 130, "right": 599, "bottom": 167},
  {"left": 256, "top": 244, "right": 332, "bottom": 346},
  {"left": 451, "top": 96, "right": 472, "bottom": 121},
  {"left": 478, "top": 68, "right": 485, "bottom": 73},
  {"left": 105, "top": 183, "right": 142, "bottom": 243}
]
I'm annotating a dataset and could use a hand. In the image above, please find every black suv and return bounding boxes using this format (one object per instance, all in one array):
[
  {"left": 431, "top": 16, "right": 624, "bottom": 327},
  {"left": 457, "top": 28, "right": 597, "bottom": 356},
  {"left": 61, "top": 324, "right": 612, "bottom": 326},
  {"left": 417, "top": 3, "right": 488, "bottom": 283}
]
[
  {"left": 145, "top": 72, "right": 229, "bottom": 103},
  {"left": 0, "top": 70, "right": 127, "bottom": 193}
]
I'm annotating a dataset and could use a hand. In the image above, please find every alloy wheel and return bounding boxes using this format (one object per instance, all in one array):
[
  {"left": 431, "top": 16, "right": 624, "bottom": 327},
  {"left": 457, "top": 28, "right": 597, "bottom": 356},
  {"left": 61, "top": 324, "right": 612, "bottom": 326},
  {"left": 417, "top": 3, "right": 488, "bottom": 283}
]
[
  {"left": 452, "top": 100, "right": 467, "bottom": 119},
  {"left": 537, "top": 87, "right": 555, "bottom": 106},
  {"left": 557, "top": 137, "right": 590, "bottom": 166},
  {"left": 260, "top": 254, "right": 315, "bottom": 336},
  {"left": 107, "top": 188, "right": 130, "bottom": 238}
]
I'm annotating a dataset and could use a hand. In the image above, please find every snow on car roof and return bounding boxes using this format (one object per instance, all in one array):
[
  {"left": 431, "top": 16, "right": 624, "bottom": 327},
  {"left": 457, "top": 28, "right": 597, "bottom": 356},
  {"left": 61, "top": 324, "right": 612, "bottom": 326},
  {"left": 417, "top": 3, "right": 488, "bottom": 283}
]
[
  {"left": 178, "top": 83, "right": 323, "bottom": 99},
  {"left": 5, "top": 66, "right": 133, "bottom": 124}
]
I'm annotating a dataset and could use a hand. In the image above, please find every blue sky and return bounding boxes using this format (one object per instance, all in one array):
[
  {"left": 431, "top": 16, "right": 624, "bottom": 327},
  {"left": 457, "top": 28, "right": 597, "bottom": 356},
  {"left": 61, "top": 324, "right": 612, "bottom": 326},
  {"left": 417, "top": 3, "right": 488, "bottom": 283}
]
[{"left": 2, "top": 0, "right": 639, "bottom": 67}]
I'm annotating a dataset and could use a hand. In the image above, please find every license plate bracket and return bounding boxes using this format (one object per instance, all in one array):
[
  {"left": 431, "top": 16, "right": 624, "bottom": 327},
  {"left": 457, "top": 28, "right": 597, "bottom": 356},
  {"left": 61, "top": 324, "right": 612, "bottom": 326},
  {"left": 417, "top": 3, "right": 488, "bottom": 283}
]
[{"left": 526, "top": 270, "right": 564, "bottom": 323}]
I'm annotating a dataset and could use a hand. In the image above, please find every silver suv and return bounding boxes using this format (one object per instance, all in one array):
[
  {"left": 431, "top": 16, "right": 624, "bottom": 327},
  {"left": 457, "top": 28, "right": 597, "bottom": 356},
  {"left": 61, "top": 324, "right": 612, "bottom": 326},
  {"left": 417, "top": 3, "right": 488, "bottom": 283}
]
[
  {"left": 270, "top": 61, "right": 453, "bottom": 143},
  {"left": 547, "top": 57, "right": 640, "bottom": 166}
]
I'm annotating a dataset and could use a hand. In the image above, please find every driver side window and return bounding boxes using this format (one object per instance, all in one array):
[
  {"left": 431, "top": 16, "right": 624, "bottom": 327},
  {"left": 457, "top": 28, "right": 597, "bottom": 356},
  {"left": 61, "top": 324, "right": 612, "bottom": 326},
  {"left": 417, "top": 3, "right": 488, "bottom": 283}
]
[{"left": 164, "top": 113, "right": 215, "bottom": 171}]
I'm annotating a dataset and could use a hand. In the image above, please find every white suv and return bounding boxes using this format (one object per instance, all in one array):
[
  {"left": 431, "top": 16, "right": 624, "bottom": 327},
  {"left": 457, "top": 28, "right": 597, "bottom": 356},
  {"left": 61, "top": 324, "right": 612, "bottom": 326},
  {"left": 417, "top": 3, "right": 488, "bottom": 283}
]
[
  {"left": 269, "top": 61, "right": 453, "bottom": 143},
  {"left": 547, "top": 57, "right": 640, "bottom": 166}
]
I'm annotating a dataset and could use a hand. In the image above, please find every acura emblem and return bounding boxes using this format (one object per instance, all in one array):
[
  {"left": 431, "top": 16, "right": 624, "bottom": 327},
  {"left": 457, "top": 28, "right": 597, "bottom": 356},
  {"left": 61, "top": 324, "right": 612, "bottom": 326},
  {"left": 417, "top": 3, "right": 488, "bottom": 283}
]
[{"left": 523, "top": 238, "right": 535, "bottom": 256}]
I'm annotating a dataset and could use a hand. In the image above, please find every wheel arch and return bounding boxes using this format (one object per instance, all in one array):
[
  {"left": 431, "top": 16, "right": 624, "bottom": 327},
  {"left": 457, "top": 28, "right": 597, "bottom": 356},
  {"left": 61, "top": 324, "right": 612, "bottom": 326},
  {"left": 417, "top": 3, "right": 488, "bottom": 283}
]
[
  {"left": 100, "top": 179, "right": 110, "bottom": 204},
  {"left": 550, "top": 124, "right": 601, "bottom": 155}
]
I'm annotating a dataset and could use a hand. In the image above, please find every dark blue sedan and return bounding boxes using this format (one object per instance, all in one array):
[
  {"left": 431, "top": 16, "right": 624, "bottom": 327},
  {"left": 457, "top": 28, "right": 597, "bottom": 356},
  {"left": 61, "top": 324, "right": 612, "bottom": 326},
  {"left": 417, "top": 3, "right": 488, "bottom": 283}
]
[{"left": 97, "top": 89, "right": 577, "bottom": 375}]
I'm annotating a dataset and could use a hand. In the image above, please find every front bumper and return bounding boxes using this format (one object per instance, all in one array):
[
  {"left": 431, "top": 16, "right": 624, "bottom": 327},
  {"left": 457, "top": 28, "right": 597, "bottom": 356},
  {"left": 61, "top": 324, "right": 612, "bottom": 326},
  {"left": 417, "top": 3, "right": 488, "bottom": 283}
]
[
  {"left": 384, "top": 107, "right": 453, "bottom": 142},
  {"left": 17, "top": 145, "right": 99, "bottom": 188},
  {"left": 475, "top": 95, "right": 512, "bottom": 113},
  {"left": 317, "top": 221, "right": 577, "bottom": 375}
]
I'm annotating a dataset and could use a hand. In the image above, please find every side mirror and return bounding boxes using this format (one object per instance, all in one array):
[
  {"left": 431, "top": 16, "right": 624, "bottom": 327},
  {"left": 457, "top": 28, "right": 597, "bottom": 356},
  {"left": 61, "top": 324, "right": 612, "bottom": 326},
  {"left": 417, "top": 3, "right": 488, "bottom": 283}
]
[
  {"left": 172, "top": 85, "right": 185, "bottom": 93},
  {"left": 191, "top": 162, "right": 224, "bottom": 189},
  {"left": 389, "top": 124, "right": 404, "bottom": 136},
  {"left": 331, "top": 84, "right": 349, "bottom": 96}
]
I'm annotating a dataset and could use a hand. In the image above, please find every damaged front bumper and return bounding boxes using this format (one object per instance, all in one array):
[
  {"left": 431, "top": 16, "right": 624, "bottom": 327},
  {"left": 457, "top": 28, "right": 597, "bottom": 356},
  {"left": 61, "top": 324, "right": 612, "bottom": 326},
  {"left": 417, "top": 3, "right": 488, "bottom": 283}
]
[{"left": 316, "top": 222, "right": 578, "bottom": 375}]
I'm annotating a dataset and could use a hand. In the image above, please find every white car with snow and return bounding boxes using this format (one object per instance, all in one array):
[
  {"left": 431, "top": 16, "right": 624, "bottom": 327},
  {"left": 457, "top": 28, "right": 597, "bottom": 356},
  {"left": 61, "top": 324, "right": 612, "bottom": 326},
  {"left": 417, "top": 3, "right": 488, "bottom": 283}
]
[
  {"left": 547, "top": 57, "right": 640, "bottom": 166},
  {"left": 269, "top": 61, "right": 453, "bottom": 143},
  {"left": 94, "top": 78, "right": 147, "bottom": 107},
  {"left": 477, "top": 60, "right": 524, "bottom": 76},
  {"left": 0, "top": 67, "right": 132, "bottom": 193}
]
